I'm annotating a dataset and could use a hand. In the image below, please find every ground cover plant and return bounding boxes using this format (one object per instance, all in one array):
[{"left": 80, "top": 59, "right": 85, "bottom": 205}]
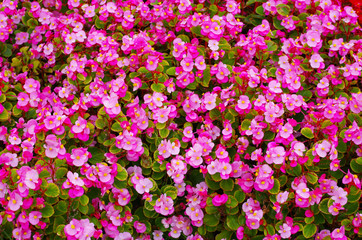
[{"left": 0, "top": 0, "right": 361, "bottom": 239}]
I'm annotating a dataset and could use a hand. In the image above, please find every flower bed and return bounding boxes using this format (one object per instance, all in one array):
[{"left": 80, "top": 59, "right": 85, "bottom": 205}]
[{"left": 0, "top": 0, "right": 361, "bottom": 239}]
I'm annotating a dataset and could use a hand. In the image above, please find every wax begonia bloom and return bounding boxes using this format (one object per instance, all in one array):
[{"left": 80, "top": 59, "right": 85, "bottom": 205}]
[
  {"left": 135, "top": 178, "right": 153, "bottom": 194},
  {"left": 212, "top": 194, "right": 228, "bottom": 206},
  {"left": 310, "top": 54, "right": 325, "bottom": 69},
  {"left": 315, "top": 140, "right": 331, "bottom": 158}
]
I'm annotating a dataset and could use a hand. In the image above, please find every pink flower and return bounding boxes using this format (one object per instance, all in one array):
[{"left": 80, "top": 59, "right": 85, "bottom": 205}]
[
  {"left": 135, "top": 178, "right": 153, "bottom": 194},
  {"left": 310, "top": 54, "right": 325, "bottom": 69},
  {"left": 306, "top": 30, "right": 321, "bottom": 48},
  {"left": 202, "top": 92, "right": 217, "bottom": 110},
  {"left": 24, "top": 169, "right": 39, "bottom": 189},
  {"left": 236, "top": 226, "right": 244, "bottom": 240},
  {"left": 212, "top": 194, "right": 228, "bottom": 206},
  {"left": 277, "top": 191, "right": 289, "bottom": 204},
  {"left": 64, "top": 219, "right": 83, "bottom": 237},
  {"left": 194, "top": 56, "right": 206, "bottom": 71},
  {"left": 315, "top": 140, "right": 331, "bottom": 158},
  {"left": 134, "top": 221, "right": 146, "bottom": 233},
  {"left": 208, "top": 39, "right": 219, "bottom": 51},
  {"left": 279, "top": 223, "right": 291, "bottom": 238},
  {"left": 67, "top": 172, "right": 84, "bottom": 186},
  {"left": 146, "top": 56, "right": 159, "bottom": 71},
  {"left": 8, "top": 192, "right": 23, "bottom": 211},
  {"left": 24, "top": 78, "right": 40, "bottom": 94},
  {"left": 331, "top": 226, "right": 346, "bottom": 240},
  {"left": 29, "top": 211, "right": 42, "bottom": 225}
]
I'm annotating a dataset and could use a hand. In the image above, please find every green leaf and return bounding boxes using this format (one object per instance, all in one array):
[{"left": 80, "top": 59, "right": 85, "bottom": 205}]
[
  {"left": 277, "top": 4, "right": 291, "bottom": 16},
  {"left": 268, "top": 179, "right": 280, "bottom": 194},
  {"left": 205, "top": 175, "right": 220, "bottom": 190},
  {"left": 79, "top": 195, "right": 89, "bottom": 206},
  {"left": 204, "top": 214, "right": 220, "bottom": 227},
  {"left": 347, "top": 189, "right": 361, "bottom": 202},
  {"left": 256, "top": 6, "right": 264, "bottom": 15},
  {"left": 336, "top": 138, "right": 347, "bottom": 153},
  {"left": 137, "top": 67, "right": 148, "bottom": 74},
  {"left": 12, "top": 105, "right": 22, "bottom": 117},
  {"left": 111, "top": 122, "right": 122, "bottom": 132},
  {"left": 265, "top": 224, "right": 275, "bottom": 235},
  {"left": 303, "top": 224, "right": 317, "bottom": 238},
  {"left": 45, "top": 183, "right": 60, "bottom": 197},
  {"left": 55, "top": 168, "right": 67, "bottom": 179},
  {"left": 56, "top": 225, "right": 65, "bottom": 237},
  {"left": 351, "top": 158, "right": 362, "bottom": 173},
  {"left": 78, "top": 203, "right": 88, "bottom": 214},
  {"left": 234, "top": 190, "right": 246, "bottom": 203},
  {"left": 95, "top": 17, "right": 105, "bottom": 29},
  {"left": 210, "top": 4, "right": 218, "bottom": 14},
  {"left": 2, "top": 44, "right": 12, "bottom": 58},
  {"left": 226, "top": 215, "right": 240, "bottom": 230},
  {"left": 116, "top": 164, "right": 128, "bottom": 181},
  {"left": 41, "top": 203, "right": 55, "bottom": 218},
  {"left": 95, "top": 118, "right": 106, "bottom": 129},
  {"left": 163, "top": 185, "right": 178, "bottom": 200},
  {"left": 220, "top": 179, "right": 234, "bottom": 191},
  {"left": 219, "top": 38, "right": 231, "bottom": 51},
  {"left": 345, "top": 201, "right": 359, "bottom": 214},
  {"left": 306, "top": 172, "right": 318, "bottom": 184},
  {"left": 241, "top": 119, "right": 251, "bottom": 131},
  {"left": 0, "top": 109, "right": 9, "bottom": 122},
  {"left": 201, "top": 66, "right": 211, "bottom": 87},
  {"left": 301, "top": 127, "right": 314, "bottom": 139},
  {"left": 55, "top": 201, "right": 68, "bottom": 215},
  {"left": 151, "top": 83, "right": 165, "bottom": 93},
  {"left": 166, "top": 67, "right": 176, "bottom": 76},
  {"left": 209, "top": 108, "right": 221, "bottom": 121},
  {"left": 246, "top": 0, "right": 264, "bottom": 6},
  {"left": 265, "top": 40, "right": 278, "bottom": 52},
  {"left": 88, "top": 147, "right": 105, "bottom": 164},
  {"left": 225, "top": 195, "right": 238, "bottom": 208},
  {"left": 273, "top": 18, "right": 284, "bottom": 30},
  {"left": 215, "top": 231, "right": 233, "bottom": 240},
  {"left": 159, "top": 128, "right": 170, "bottom": 138},
  {"left": 318, "top": 198, "right": 330, "bottom": 214}
]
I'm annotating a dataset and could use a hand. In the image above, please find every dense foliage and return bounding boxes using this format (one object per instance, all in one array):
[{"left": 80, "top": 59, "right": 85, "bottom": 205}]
[{"left": 0, "top": 0, "right": 361, "bottom": 239}]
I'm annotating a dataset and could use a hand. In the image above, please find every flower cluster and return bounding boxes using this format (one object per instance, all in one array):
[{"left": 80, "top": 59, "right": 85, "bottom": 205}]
[{"left": 0, "top": 0, "right": 361, "bottom": 239}]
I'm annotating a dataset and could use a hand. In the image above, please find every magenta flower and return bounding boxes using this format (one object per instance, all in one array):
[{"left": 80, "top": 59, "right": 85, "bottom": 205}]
[
  {"left": 236, "top": 226, "right": 244, "bottom": 240},
  {"left": 212, "top": 194, "right": 228, "bottom": 206}
]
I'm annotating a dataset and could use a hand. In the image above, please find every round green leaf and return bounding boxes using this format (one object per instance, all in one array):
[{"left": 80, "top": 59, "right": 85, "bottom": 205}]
[
  {"left": 204, "top": 214, "right": 220, "bottom": 227},
  {"left": 268, "top": 179, "right": 280, "bottom": 194},
  {"left": 303, "top": 224, "right": 317, "bottom": 238},
  {"left": 301, "top": 127, "right": 314, "bottom": 139},
  {"left": 45, "top": 183, "right": 60, "bottom": 197},
  {"left": 41, "top": 203, "right": 55, "bottom": 218}
]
